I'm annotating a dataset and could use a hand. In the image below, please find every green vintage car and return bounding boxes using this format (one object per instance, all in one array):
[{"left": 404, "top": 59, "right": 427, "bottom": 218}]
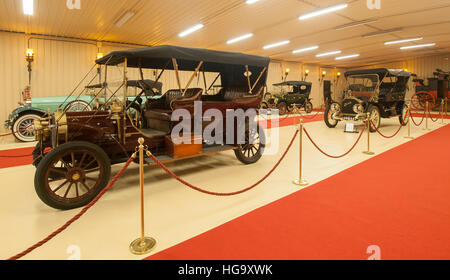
[
  {"left": 5, "top": 80, "right": 162, "bottom": 142},
  {"left": 262, "top": 81, "right": 313, "bottom": 115}
]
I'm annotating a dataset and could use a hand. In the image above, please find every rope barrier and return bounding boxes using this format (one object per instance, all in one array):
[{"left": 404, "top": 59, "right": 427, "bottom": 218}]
[
  {"left": 428, "top": 107, "right": 440, "bottom": 123},
  {"left": 7, "top": 154, "right": 136, "bottom": 260},
  {"left": 410, "top": 109, "right": 426, "bottom": 127},
  {"left": 370, "top": 110, "right": 408, "bottom": 139},
  {"left": 0, "top": 154, "right": 33, "bottom": 158},
  {"left": 0, "top": 124, "right": 33, "bottom": 137},
  {"left": 303, "top": 121, "right": 368, "bottom": 159},
  {"left": 146, "top": 130, "right": 299, "bottom": 196}
]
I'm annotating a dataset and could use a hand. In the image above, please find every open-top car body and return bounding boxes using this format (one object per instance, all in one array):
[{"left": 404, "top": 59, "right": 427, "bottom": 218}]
[
  {"left": 32, "top": 45, "right": 270, "bottom": 210},
  {"left": 262, "top": 81, "right": 313, "bottom": 115},
  {"left": 325, "top": 68, "right": 411, "bottom": 132}
]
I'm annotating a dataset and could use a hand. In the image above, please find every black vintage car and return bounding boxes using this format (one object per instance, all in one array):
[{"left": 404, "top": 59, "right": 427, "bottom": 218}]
[
  {"left": 262, "top": 81, "right": 313, "bottom": 115},
  {"left": 325, "top": 68, "right": 411, "bottom": 132}
]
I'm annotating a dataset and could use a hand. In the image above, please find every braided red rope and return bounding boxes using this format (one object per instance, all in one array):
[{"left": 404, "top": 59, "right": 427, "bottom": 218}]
[
  {"left": 0, "top": 124, "right": 33, "bottom": 137},
  {"left": 303, "top": 121, "right": 368, "bottom": 159},
  {"left": 410, "top": 109, "right": 426, "bottom": 126},
  {"left": 428, "top": 107, "right": 440, "bottom": 123},
  {"left": 370, "top": 110, "right": 408, "bottom": 139},
  {"left": 147, "top": 130, "right": 298, "bottom": 196},
  {"left": 7, "top": 155, "right": 135, "bottom": 260}
]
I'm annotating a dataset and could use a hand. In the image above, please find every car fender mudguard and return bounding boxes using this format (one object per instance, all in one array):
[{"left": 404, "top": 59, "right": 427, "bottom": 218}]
[{"left": 6, "top": 106, "right": 47, "bottom": 127}]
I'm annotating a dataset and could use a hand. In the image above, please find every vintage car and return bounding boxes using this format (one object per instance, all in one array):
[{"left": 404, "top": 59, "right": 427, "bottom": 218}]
[
  {"left": 262, "top": 81, "right": 313, "bottom": 115},
  {"left": 412, "top": 68, "right": 449, "bottom": 110},
  {"left": 32, "top": 45, "right": 269, "bottom": 210},
  {"left": 325, "top": 68, "right": 411, "bottom": 132},
  {"left": 5, "top": 80, "right": 162, "bottom": 142}
]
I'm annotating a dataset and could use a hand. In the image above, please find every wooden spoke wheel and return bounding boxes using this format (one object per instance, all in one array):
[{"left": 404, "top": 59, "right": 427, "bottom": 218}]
[
  {"left": 234, "top": 123, "right": 266, "bottom": 165},
  {"left": 324, "top": 103, "right": 339, "bottom": 128},
  {"left": 277, "top": 102, "right": 288, "bottom": 115},
  {"left": 35, "top": 141, "right": 111, "bottom": 210},
  {"left": 411, "top": 91, "right": 435, "bottom": 110},
  {"left": 305, "top": 101, "right": 313, "bottom": 114},
  {"left": 368, "top": 105, "right": 381, "bottom": 133}
]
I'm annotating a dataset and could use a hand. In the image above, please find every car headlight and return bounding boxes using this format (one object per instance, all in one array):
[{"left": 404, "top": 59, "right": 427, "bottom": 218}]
[{"left": 353, "top": 104, "right": 364, "bottom": 114}]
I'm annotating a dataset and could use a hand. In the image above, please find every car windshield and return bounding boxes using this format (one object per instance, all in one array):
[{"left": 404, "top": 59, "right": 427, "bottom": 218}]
[{"left": 346, "top": 74, "right": 379, "bottom": 99}]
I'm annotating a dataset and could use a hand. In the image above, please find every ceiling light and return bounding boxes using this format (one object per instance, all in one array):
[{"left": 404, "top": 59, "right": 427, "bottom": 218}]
[
  {"left": 246, "top": 0, "right": 260, "bottom": 4},
  {"left": 23, "top": 0, "right": 33, "bottom": 15},
  {"left": 179, "top": 24, "right": 204, "bottom": 37},
  {"left": 384, "top": 37, "right": 423, "bottom": 45},
  {"left": 362, "top": 28, "right": 403, "bottom": 38},
  {"left": 227, "top": 33, "right": 253, "bottom": 44},
  {"left": 293, "top": 45, "right": 319, "bottom": 54},
  {"left": 335, "top": 18, "right": 378, "bottom": 30},
  {"left": 316, "top": 50, "right": 341, "bottom": 57},
  {"left": 263, "top": 40, "right": 290, "bottom": 49},
  {"left": 400, "top": 43, "right": 436, "bottom": 50},
  {"left": 115, "top": 11, "right": 135, "bottom": 27},
  {"left": 336, "top": 54, "right": 360, "bottom": 60},
  {"left": 299, "top": 3, "right": 348, "bottom": 20}
]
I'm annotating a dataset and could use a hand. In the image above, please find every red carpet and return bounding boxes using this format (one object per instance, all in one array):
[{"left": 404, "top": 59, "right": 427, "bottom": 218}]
[
  {"left": 146, "top": 124, "right": 450, "bottom": 260},
  {"left": 0, "top": 147, "right": 34, "bottom": 169},
  {"left": 259, "top": 114, "right": 323, "bottom": 129}
]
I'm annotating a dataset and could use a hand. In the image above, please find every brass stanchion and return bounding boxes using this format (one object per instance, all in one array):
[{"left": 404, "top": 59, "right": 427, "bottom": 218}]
[
  {"left": 293, "top": 119, "right": 308, "bottom": 186},
  {"left": 404, "top": 105, "right": 414, "bottom": 139},
  {"left": 423, "top": 101, "right": 431, "bottom": 131},
  {"left": 130, "top": 138, "right": 156, "bottom": 255},
  {"left": 363, "top": 113, "right": 375, "bottom": 155},
  {"left": 441, "top": 99, "right": 445, "bottom": 125}
]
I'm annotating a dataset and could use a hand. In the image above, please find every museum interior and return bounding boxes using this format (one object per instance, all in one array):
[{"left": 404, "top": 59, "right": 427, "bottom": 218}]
[{"left": 0, "top": 0, "right": 449, "bottom": 261}]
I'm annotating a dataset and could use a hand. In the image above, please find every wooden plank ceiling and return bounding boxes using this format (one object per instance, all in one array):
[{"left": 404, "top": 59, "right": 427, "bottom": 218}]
[{"left": 1, "top": 0, "right": 449, "bottom": 68}]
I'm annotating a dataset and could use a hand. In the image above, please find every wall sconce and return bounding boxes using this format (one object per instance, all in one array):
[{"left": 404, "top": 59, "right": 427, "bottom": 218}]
[
  {"left": 284, "top": 68, "right": 290, "bottom": 81},
  {"left": 97, "top": 53, "right": 104, "bottom": 60},
  {"left": 320, "top": 70, "right": 326, "bottom": 82},
  {"left": 26, "top": 48, "right": 35, "bottom": 85},
  {"left": 304, "top": 69, "right": 310, "bottom": 81}
]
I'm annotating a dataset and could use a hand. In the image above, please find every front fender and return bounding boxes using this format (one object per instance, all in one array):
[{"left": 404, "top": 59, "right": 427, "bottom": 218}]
[{"left": 5, "top": 106, "right": 47, "bottom": 128}]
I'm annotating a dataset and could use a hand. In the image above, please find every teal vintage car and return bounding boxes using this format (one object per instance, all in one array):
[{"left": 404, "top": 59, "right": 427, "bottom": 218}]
[{"left": 5, "top": 80, "right": 162, "bottom": 142}]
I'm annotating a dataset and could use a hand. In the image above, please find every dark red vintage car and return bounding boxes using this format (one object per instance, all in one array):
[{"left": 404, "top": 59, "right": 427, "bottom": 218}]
[{"left": 32, "top": 45, "right": 270, "bottom": 210}]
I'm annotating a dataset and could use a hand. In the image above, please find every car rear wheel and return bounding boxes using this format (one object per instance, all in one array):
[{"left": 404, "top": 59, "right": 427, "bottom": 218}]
[
  {"left": 65, "top": 100, "right": 92, "bottom": 112},
  {"left": 12, "top": 113, "right": 42, "bottom": 142},
  {"left": 234, "top": 123, "right": 265, "bottom": 165},
  {"left": 324, "top": 103, "right": 339, "bottom": 128},
  {"left": 277, "top": 102, "right": 288, "bottom": 115},
  {"left": 399, "top": 104, "right": 409, "bottom": 126},
  {"left": 368, "top": 105, "right": 381, "bottom": 133},
  {"left": 34, "top": 141, "right": 111, "bottom": 210},
  {"left": 305, "top": 102, "right": 313, "bottom": 114}
]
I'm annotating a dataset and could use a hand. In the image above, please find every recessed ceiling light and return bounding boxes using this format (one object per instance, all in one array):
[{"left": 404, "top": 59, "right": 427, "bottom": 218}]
[
  {"left": 299, "top": 3, "right": 348, "bottom": 20},
  {"left": 362, "top": 28, "right": 403, "bottom": 38},
  {"left": 115, "top": 11, "right": 135, "bottom": 27},
  {"left": 316, "top": 50, "right": 341, "bottom": 57},
  {"left": 336, "top": 54, "right": 360, "bottom": 60},
  {"left": 400, "top": 43, "right": 436, "bottom": 50},
  {"left": 227, "top": 33, "right": 253, "bottom": 44},
  {"left": 179, "top": 24, "right": 204, "bottom": 37},
  {"left": 23, "top": 0, "right": 33, "bottom": 15},
  {"left": 293, "top": 46, "right": 319, "bottom": 54},
  {"left": 263, "top": 40, "right": 290, "bottom": 49},
  {"left": 384, "top": 37, "right": 423, "bottom": 45},
  {"left": 246, "top": 0, "right": 260, "bottom": 4},
  {"left": 335, "top": 18, "right": 378, "bottom": 30}
]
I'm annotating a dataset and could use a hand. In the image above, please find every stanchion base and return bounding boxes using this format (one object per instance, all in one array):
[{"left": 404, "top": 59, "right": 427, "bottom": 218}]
[
  {"left": 130, "top": 237, "right": 156, "bottom": 255},
  {"left": 404, "top": 136, "right": 415, "bottom": 139},
  {"left": 293, "top": 179, "right": 309, "bottom": 186},
  {"left": 363, "top": 151, "right": 375, "bottom": 155}
]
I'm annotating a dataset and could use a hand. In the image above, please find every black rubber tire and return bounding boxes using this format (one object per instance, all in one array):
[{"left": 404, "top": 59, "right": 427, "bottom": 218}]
[
  {"left": 399, "top": 105, "right": 409, "bottom": 126},
  {"left": 234, "top": 123, "right": 266, "bottom": 165},
  {"left": 12, "top": 113, "right": 42, "bottom": 142},
  {"left": 324, "top": 104, "right": 339, "bottom": 128},
  {"left": 277, "top": 102, "right": 288, "bottom": 115},
  {"left": 34, "top": 141, "right": 111, "bottom": 210},
  {"left": 305, "top": 102, "right": 313, "bottom": 114},
  {"left": 367, "top": 105, "right": 381, "bottom": 133},
  {"left": 260, "top": 101, "right": 269, "bottom": 109}
]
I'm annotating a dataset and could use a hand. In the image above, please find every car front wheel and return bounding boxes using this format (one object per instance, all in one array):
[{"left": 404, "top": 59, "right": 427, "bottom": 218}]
[
  {"left": 234, "top": 123, "right": 266, "bottom": 165},
  {"left": 34, "top": 141, "right": 111, "bottom": 210},
  {"left": 12, "top": 113, "right": 42, "bottom": 142}
]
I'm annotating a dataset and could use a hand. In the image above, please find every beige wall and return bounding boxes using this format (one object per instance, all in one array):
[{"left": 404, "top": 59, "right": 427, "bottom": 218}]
[{"left": 1, "top": 31, "right": 448, "bottom": 133}]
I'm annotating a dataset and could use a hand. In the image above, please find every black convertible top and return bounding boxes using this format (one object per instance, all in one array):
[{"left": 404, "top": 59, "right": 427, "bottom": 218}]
[
  {"left": 96, "top": 45, "right": 270, "bottom": 72},
  {"left": 345, "top": 68, "right": 411, "bottom": 78},
  {"left": 273, "top": 81, "right": 312, "bottom": 87}
]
